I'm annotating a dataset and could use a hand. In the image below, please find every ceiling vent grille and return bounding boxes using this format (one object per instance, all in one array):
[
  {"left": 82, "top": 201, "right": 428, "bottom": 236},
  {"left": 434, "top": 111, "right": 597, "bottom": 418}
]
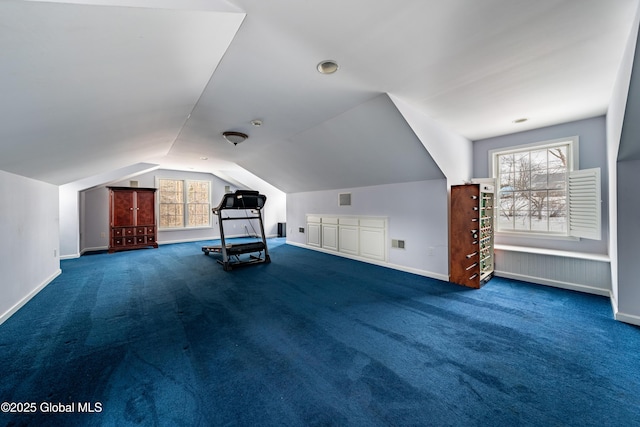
[{"left": 339, "top": 193, "right": 351, "bottom": 206}]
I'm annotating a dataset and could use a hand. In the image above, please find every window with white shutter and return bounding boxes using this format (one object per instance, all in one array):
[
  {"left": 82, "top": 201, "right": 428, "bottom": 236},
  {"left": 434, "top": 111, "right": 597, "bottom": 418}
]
[{"left": 490, "top": 137, "right": 601, "bottom": 240}]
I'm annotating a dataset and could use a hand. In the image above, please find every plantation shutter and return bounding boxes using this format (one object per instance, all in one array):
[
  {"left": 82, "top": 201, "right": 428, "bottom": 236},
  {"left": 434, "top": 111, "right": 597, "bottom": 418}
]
[{"left": 568, "top": 167, "right": 601, "bottom": 240}]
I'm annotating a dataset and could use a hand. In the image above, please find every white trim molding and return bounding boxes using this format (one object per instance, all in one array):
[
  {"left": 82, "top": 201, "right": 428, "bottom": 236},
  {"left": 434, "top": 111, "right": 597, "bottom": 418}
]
[{"left": 0, "top": 269, "right": 62, "bottom": 326}]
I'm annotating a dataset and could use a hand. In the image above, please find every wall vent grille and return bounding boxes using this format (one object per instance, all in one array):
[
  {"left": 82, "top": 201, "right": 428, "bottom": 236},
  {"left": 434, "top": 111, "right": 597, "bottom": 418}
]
[
  {"left": 339, "top": 193, "right": 351, "bottom": 206},
  {"left": 392, "top": 239, "right": 405, "bottom": 249}
]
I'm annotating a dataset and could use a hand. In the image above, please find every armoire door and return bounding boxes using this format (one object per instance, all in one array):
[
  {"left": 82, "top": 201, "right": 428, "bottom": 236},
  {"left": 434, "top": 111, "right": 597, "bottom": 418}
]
[
  {"left": 135, "top": 190, "right": 155, "bottom": 225},
  {"left": 112, "top": 190, "right": 135, "bottom": 227}
]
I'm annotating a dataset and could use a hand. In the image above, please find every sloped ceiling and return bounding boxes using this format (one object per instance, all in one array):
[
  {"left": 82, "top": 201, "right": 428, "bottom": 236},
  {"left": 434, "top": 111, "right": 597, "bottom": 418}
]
[
  {"left": 0, "top": 0, "right": 243, "bottom": 184},
  {"left": 0, "top": 0, "right": 638, "bottom": 191},
  {"left": 237, "top": 94, "right": 444, "bottom": 193},
  {"left": 619, "top": 16, "right": 640, "bottom": 162}
]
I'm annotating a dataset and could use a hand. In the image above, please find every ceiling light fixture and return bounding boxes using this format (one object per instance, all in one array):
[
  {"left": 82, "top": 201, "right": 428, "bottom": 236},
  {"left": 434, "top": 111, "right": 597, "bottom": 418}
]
[
  {"left": 513, "top": 117, "right": 528, "bottom": 124},
  {"left": 222, "top": 131, "right": 248, "bottom": 146},
  {"left": 250, "top": 119, "right": 263, "bottom": 127},
  {"left": 317, "top": 60, "right": 339, "bottom": 74}
]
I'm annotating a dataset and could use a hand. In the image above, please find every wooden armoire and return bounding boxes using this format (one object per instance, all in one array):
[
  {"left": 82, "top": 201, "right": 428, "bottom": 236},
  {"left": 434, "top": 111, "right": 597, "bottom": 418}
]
[{"left": 108, "top": 187, "right": 158, "bottom": 253}]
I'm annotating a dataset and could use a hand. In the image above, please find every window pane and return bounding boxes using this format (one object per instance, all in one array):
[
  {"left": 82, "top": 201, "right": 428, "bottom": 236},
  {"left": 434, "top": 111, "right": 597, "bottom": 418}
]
[
  {"left": 499, "top": 154, "right": 514, "bottom": 175},
  {"left": 494, "top": 141, "right": 571, "bottom": 234},
  {"left": 500, "top": 173, "right": 514, "bottom": 189},
  {"left": 498, "top": 190, "right": 515, "bottom": 230},
  {"left": 160, "top": 203, "right": 184, "bottom": 228},
  {"left": 513, "top": 170, "right": 530, "bottom": 190},
  {"left": 530, "top": 190, "right": 548, "bottom": 231},
  {"left": 548, "top": 146, "right": 567, "bottom": 169},
  {"left": 159, "top": 179, "right": 183, "bottom": 204},
  {"left": 186, "top": 180, "right": 210, "bottom": 227},
  {"left": 514, "top": 152, "right": 530, "bottom": 171},
  {"left": 187, "top": 204, "right": 209, "bottom": 227},
  {"left": 513, "top": 193, "right": 530, "bottom": 231},
  {"left": 159, "top": 179, "right": 184, "bottom": 228},
  {"left": 549, "top": 189, "right": 567, "bottom": 233},
  {"left": 187, "top": 181, "right": 210, "bottom": 204}
]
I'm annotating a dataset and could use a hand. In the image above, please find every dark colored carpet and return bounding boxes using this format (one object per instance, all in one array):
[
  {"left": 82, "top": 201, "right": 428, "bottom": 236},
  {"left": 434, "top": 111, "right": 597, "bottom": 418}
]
[{"left": 1, "top": 239, "right": 639, "bottom": 426}]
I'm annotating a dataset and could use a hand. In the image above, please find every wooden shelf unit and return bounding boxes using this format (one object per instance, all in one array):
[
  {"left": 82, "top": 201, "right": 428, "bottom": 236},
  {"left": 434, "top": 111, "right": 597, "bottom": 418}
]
[
  {"left": 449, "top": 183, "right": 494, "bottom": 288},
  {"left": 108, "top": 187, "right": 158, "bottom": 253}
]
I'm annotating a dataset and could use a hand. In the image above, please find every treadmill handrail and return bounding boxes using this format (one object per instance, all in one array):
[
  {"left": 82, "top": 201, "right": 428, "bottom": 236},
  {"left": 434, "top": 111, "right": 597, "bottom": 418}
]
[{"left": 212, "top": 190, "right": 266, "bottom": 214}]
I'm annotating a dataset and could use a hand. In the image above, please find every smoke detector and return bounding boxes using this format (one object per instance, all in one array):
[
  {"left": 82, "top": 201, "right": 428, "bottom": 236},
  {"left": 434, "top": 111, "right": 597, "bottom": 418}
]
[{"left": 222, "top": 131, "right": 248, "bottom": 146}]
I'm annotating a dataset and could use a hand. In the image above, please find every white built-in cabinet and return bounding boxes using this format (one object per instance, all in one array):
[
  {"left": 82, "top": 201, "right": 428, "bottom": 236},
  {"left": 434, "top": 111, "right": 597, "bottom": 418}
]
[{"left": 306, "top": 215, "right": 387, "bottom": 262}]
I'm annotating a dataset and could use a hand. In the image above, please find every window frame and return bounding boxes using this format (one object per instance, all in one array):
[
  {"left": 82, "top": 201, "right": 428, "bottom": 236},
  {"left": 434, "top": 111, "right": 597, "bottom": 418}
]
[
  {"left": 489, "top": 136, "right": 579, "bottom": 239},
  {"left": 157, "top": 178, "right": 212, "bottom": 231}
]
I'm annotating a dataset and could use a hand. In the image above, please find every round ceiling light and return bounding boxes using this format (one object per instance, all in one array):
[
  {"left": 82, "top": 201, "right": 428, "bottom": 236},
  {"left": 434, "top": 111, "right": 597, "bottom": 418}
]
[
  {"left": 222, "top": 131, "right": 248, "bottom": 146},
  {"left": 317, "top": 60, "right": 339, "bottom": 74}
]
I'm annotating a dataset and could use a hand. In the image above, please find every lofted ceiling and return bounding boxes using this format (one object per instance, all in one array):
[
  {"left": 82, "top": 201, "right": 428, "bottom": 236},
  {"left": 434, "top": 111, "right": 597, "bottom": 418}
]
[{"left": 0, "top": 0, "right": 638, "bottom": 191}]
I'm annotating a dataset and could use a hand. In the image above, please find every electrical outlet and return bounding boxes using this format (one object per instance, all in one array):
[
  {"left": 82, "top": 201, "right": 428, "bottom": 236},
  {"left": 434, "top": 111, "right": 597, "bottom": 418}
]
[
  {"left": 100, "top": 232, "right": 106, "bottom": 238},
  {"left": 53, "top": 249, "right": 57, "bottom": 258},
  {"left": 427, "top": 247, "right": 434, "bottom": 256},
  {"left": 299, "top": 227, "right": 304, "bottom": 233}
]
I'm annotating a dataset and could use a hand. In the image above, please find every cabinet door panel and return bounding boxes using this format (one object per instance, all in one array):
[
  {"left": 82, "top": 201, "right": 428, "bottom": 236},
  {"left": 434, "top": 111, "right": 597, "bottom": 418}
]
[
  {"left": 321, "top": 224, "right": 338, "bottom": 251},
  {"left": 359, "top": 227, "right": 385, "bottom": 260},
  {"left": 339, "top": 226, "right": 358, "bottom": 255},
  {"left": 112, "top": 191, "right": 134, "bottom": 226},
  {"left": 307, "top": 223, "right": 321, "bottom": 247},
  {"left": 136, "top": 191, "right": 155, "bottom": 225}
]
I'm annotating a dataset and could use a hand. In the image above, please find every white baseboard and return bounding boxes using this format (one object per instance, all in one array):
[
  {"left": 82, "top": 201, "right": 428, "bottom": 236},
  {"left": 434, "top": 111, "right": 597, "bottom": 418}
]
[
  {"left": 60, "top": 253, "right": 80, "bottom": 260},
  {"left": 614, "top": 310, "right": 640, "bottom": 327},
  {"left": 287, "top": 241, "right": 448, "bottom": 282},
  {"left": 610, "top": 294, "right": 640, "bottom": 326},
  {"left": 80, "top": 246, "right": 108, "bottom": 255},
  {"left": 495, "top": 270, "right": 611, "bottom": 297},
  {"left": 0, "top": 269, "right": 62, "bottom": 325}
]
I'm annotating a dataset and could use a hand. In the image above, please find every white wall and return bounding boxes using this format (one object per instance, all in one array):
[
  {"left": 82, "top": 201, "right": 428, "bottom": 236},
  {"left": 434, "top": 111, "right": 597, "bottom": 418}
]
[
  {"left": 287, "top": 179, "right": 449, "bottom": 280},
  {"left": 0, "top": 170, "right": 60, "bottom": 324},
  {"left": 81, "top": 169, "right": 285, "bottom": 251},
  {"left": 616, "top": 159, "right": 640, "bottom": 323},
  {"left": 59, "top": 162, "right": 160, "bottom": 258},
  {"left": 390, "top": 94, "right": 473, "bottom": 187},
  {"left": 607, "top": 1, "right": 640, "bottom": 308},
  {"left": 610, "top": 3, "right": 640, "bottom": 325}
]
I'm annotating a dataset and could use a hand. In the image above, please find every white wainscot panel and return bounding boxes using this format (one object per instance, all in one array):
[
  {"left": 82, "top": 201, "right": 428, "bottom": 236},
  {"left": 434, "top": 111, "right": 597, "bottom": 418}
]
[
  {"left": 338, "top": 221, "right": 359, "bottom": 255},
  {"left": 322, "top": 221, "right": 338, "bottom": 251},
  {"left": 307, "top": 222, "right": 321, "bottom": 247},
  {"left": 359, "top": 227, "right": 386, "bottom": 261}
]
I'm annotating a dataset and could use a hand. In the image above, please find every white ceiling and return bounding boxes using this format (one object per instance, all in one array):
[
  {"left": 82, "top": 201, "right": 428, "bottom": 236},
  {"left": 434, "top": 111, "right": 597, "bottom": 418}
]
[{"left": 1, "top": 0, "right": 638, "bottom": 191}]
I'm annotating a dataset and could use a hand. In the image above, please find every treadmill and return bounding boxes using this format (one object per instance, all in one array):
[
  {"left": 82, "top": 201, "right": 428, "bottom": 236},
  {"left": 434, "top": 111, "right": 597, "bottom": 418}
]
[{"left": 202, "top": 190, "right": 271, "bottom": 271}]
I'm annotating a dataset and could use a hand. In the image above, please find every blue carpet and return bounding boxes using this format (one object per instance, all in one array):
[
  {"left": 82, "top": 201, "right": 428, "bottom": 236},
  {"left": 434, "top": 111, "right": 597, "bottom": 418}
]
[{"left": 1, "top": 239, "right": 639, "bottom": 426}]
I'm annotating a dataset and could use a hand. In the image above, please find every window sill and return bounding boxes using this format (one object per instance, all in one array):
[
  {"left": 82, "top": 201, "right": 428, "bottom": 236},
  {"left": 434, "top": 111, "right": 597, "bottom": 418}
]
[
  {"left": 159, "top": 226, "right": 212, "bottom": 232},
  {"left": 496, "top": 231, "right": 578, "bottom": 241},
  {"left": 494, "top": 244, "right": 610, "bottom": 262}
]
